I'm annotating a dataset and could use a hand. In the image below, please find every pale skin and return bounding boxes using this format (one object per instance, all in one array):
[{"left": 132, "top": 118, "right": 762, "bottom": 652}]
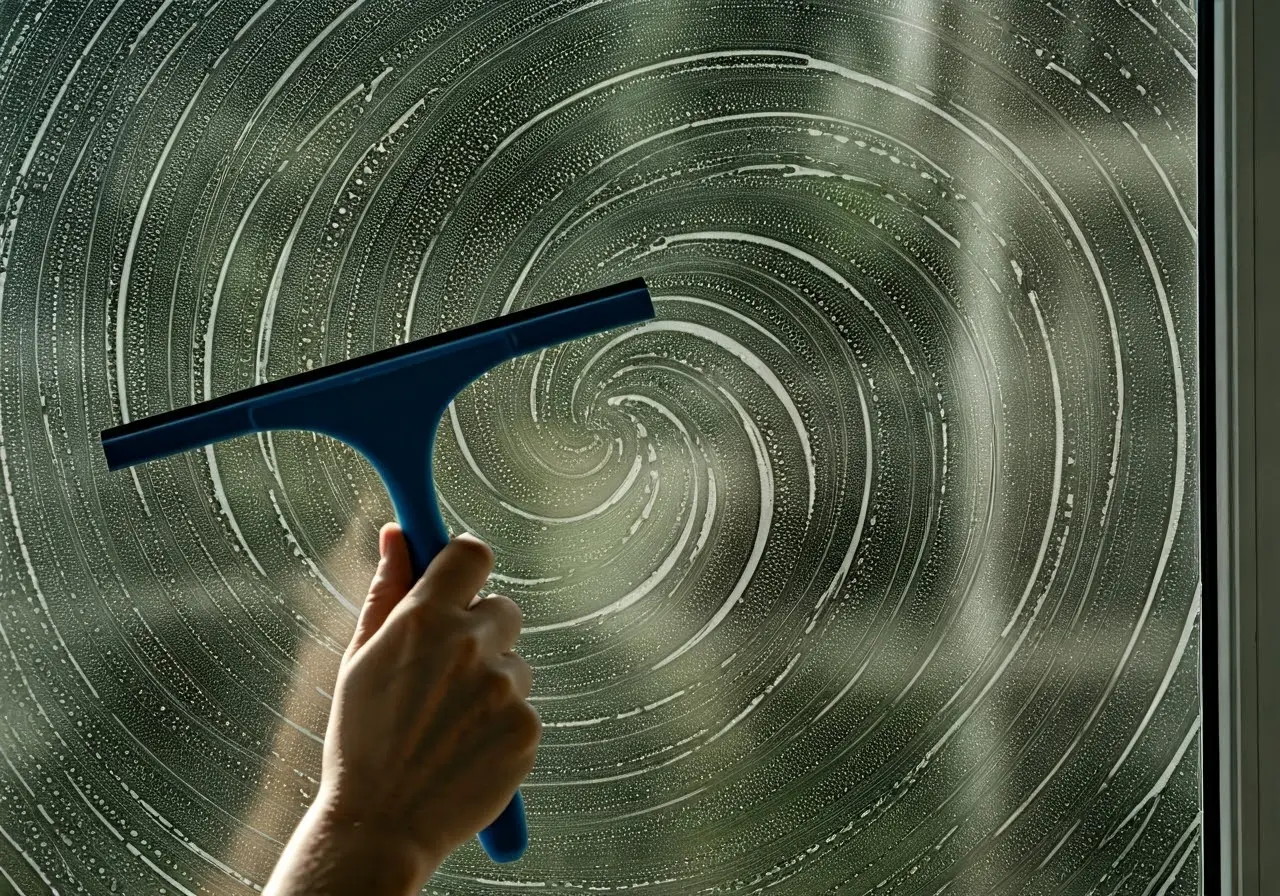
[{"left": 214, "top": 522, "right": 540, "bottom": 894}]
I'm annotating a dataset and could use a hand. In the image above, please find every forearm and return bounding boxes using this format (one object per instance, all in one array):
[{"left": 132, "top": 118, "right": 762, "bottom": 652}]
[{"left": 264, "top": 798, "right": 439, "bottom": 896}]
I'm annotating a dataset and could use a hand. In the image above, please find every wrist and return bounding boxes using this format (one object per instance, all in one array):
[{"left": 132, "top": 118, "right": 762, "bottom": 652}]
[{"left": 265, "top": 796, "right": 440, "bottom": 896}]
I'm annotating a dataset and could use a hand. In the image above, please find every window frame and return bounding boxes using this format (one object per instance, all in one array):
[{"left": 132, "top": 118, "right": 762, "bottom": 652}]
[{"left": 1204, "top": 0, "right": 1276, "bottom": 893}]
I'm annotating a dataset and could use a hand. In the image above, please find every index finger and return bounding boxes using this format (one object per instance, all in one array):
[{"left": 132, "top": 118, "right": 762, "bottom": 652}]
[{"left": 400, "top": 533, "right": 495, "bottom": 612}]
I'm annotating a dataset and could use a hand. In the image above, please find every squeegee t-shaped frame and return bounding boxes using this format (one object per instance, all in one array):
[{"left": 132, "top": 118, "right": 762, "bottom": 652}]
[{"left": 100, "top": 278, "right": 655, "bottom": 864}]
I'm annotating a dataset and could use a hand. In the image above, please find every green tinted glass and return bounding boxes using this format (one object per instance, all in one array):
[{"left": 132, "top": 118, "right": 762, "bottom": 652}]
[{"left": 0, "top": 1, "right": 1200, "bottom": 893}]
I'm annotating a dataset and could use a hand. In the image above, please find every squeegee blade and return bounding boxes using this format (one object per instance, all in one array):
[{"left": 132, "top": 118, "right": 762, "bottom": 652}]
[{"left": 99, "top": 278, "right": 654, "bottom": 470}]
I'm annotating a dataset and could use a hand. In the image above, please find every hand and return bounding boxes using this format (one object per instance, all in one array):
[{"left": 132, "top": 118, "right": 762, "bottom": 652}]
[{"left": 264, "top": 525, "right": 541, "bottom": 894}]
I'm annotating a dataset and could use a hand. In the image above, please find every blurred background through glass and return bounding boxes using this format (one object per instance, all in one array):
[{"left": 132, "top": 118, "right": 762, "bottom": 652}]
[{"left": 0, "top": 0, "right": 1200, "bottom": 893}]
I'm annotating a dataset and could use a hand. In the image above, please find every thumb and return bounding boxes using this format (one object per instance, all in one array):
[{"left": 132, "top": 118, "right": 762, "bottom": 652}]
[{"left": 347, "top": 522, "right": 414, "bottom": 659}]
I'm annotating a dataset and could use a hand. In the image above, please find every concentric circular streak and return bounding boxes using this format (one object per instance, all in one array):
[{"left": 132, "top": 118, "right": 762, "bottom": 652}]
[{"left": 0, "top": 1, "right": 1199, "bottom": 894}]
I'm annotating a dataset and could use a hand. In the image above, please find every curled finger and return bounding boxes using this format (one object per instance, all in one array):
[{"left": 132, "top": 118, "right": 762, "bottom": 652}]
[
  {"left": 499, "top": 651, "right": 533, "bottom": 700},
  {"left": 468, "top": 593, "right": 523, "bottom": 653}
]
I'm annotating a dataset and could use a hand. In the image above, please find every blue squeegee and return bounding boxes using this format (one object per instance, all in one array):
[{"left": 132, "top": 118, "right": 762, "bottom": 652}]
[{"left": 100, "top": 278, "right": 655, "bottom": 863}]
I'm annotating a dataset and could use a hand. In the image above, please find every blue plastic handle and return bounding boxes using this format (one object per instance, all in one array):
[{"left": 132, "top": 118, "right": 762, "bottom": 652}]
[{"left": 101, "top": 279, "right": 655, "bottom": 863}]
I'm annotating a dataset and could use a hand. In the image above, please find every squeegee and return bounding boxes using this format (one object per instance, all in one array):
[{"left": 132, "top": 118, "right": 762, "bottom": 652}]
[{"left": 100, "top": 278, "right": 656, "bottom": 863}]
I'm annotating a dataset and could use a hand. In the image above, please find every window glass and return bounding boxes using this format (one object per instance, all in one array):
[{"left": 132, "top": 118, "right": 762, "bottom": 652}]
[{"left": 0, "top": 1, "right": 1200, "bottom": 893}]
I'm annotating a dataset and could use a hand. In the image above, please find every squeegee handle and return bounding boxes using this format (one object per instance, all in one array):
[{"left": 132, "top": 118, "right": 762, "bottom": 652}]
[
  {"left": 370, "top": 436, "right": 529, "bottom": 865},
  {"left": 406, "top": 530, "right": 530, "bottom": 866}
]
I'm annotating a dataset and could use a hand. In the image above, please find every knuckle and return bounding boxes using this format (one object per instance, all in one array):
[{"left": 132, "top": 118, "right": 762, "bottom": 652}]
[
  {"left": 513, "top": 653, "right": 531, "bottom": 677},
  {"left": 449, "top": 536, "right": 494, "bottom": 572},
  {"left": 394, "top": 601, "right": 431, "bottom": 636},
  {"left": 514, "top": 656, "right": 533, "bottom": 694},
  {"left": 477, "top": 658, "right": 502, "bottom": 683},
  {"left": 400, "top": 600, "right": 444, "bottom": 639},
  {"left": 490, "top": 594, "right": 522, "bottom": 626},
  {"left": 480, "top": 663, "right": 514, "bottom": 699},
  {"left": 511, "top": 701, "right": 542, "bottom": 750}
]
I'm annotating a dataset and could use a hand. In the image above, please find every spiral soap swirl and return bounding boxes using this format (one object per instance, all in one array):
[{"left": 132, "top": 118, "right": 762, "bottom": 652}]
[{"left": 0, "top": 1, "right": 1199, "bottom": 894}]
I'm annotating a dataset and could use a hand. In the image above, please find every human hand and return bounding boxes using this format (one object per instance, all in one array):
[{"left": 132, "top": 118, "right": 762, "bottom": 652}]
[{"left": 270, "top": 524, "right": 540, "bottom": 891}]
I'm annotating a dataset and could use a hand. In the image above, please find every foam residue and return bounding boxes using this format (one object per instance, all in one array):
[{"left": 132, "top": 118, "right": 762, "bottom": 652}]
[{"left": 0, "top": 1, "right": 1199, "bottom": 893}]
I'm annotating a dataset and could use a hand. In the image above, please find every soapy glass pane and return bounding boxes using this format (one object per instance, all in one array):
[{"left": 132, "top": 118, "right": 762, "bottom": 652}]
[{"left": 0, "top": 0, "right": 1200, "bottom": 893}]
